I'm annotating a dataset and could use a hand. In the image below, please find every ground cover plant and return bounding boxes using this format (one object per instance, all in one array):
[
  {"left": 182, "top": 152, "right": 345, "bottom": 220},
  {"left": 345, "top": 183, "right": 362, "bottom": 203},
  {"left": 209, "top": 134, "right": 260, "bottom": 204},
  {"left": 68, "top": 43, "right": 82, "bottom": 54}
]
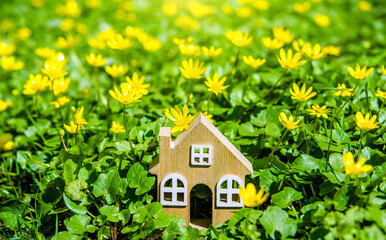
[{"left": 0, "top": 0, "right": 385, "bottom": 239}]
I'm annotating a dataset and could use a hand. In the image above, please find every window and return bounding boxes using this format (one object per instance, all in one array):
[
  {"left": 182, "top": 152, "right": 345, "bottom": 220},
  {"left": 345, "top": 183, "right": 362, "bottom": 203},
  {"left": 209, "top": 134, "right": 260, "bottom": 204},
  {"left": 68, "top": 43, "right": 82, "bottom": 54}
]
[
  {"left": 191, "top": 145, "right": 212, "bottom": 166},
  {"left": 216, "top": 175, "right": 243, "bottom": 207},
  {"left": 160, "top": 174, "right": 187, "bottom": 206}
]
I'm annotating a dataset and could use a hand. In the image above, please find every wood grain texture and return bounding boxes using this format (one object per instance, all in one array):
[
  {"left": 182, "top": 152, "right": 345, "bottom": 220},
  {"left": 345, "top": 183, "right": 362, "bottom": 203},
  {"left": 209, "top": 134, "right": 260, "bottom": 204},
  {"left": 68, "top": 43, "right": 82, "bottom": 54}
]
[{"left": 149, "top": 114, "right": 253, "bottom": 226}]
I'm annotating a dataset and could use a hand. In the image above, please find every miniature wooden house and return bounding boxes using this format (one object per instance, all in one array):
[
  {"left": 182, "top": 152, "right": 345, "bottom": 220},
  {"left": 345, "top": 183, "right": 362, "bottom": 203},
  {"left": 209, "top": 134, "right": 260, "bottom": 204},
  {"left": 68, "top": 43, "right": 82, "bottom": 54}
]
[{"left": 149, "top": 114, "right": 253, "bottom": 227}]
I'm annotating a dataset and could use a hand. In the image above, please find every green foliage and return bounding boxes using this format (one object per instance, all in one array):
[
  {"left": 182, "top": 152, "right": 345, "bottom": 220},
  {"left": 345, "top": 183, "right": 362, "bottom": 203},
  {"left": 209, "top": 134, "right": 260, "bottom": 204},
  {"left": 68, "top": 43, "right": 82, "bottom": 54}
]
[{"left": 1, "top": 0, "right": 386, "bottom": 239}]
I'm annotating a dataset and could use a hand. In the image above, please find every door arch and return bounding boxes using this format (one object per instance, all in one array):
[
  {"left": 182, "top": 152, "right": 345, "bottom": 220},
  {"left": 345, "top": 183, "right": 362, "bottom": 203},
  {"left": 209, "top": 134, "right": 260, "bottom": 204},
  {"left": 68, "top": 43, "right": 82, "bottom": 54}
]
[{"left": 190, "top": 184, "right": 212, "bottom": 228}]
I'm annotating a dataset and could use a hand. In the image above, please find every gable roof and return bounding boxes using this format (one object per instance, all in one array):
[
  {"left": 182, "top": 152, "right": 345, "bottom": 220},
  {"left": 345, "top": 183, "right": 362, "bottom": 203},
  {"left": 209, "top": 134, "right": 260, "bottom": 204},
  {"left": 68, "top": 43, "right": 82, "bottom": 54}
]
[{"left": 155, "top": 113, "right": 253, "bottom": 173}]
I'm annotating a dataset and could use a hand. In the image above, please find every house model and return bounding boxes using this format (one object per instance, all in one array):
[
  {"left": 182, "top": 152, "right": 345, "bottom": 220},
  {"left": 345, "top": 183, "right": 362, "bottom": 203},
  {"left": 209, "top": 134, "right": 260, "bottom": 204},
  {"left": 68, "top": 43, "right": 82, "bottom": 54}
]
[{"left": 149, "top": 114, "right": 253, "bottom": 227}]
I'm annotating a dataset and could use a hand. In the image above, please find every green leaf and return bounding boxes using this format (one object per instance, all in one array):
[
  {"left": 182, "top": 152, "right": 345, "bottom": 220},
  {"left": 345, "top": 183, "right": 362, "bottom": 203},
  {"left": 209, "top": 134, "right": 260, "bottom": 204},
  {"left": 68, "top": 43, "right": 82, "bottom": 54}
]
[
  {"left": 51, "top": 231, "right": 82, "bottom": 240},
  {"left": 98, "top": 226, "right": 111, "bottom": 240},
  {"left": 92, "top": 169, "right": 121, "bottom": 204},
  {"left": 259, "top": 206, "right": 297, "bottom": 239},
  {"left": 154, "top": 211, "right": 171, "bottom": 229},
  {"left": 127, "top": 162, "right": 155, "bottom": 195},
  {"left": 63, "top": 159, "right": 80, "bottom": 184},
  {"left": 333, "top": 182, "right": 349, "bottom": 211},
  {"left": 292, "top": 154, "right": 325, "bottom": 173},
  {"left": 119, "top": 209, "right": 131, "bottom": 226},
  {"left": 271, "top": 187, "right": 303, "bottom": 208},
  {"left": 99, "top": 205, "right": 120, "bottom": 222},
  {"left": 238, "top": 122, "right": 258, "bottom": 137},
  {"left": 162, "top": 215, "right": 186, "bottom": 240},
  {"left": 265, "top": 122, "right": 281, "bottom": 138},
  {"left": 329, "top": 153, "right": 344, "bottom": 171},
  {"left": 65, "top": 214, "right": 96, "bottom": 235},
  {"left": 259, "top": 169, "right": 278, "bottom": 191},
  {"left": 146, "top": 202, "right": 162, "bottom": 216},
  {"left": 332, "top": 129, "right": 350, "bottom": 144},
  {"left": 63, "top": 193, "right": 87, "bottom": 215},
  {"left": 179, "top": 226, "right": 200, "bottom": 240},
  {"left": 251, "top": 108, "right": 280, "bottom": 127},
  {"left": 0, "top": 212, "right": 18, "bottom": 230},
  {"left": 65, "top": 180, "right": 88, "bottom": 202}
]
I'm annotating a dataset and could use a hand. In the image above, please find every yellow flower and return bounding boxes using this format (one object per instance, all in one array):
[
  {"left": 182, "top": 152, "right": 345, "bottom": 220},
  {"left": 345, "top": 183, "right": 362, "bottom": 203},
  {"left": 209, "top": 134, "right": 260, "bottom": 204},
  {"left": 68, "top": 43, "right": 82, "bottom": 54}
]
[
  {"left": 109, "top": 83, "right": 143, "bottom": 105},
  {"left": 272, "top": 26, "right": 294, "bottom": 44},
  {"left": 225, "top": 30, "right": 253, "bottom": 47},
  {"left": 202, "top": 46, "right": 222, "bottom": 57},
  {"left": 31, "top": 0, "right": 45, "bottom": 8},
  {"left": 302, "top": 43, "right": 326, "bottom": 60},
  {"left": 334, "top": 83, "right": 354, "bottom": 97},
  {"left": 17, "top": 27, "right": 32, "bottom": 41},
  {"left": 343, "top": 151, "right": 372, "bottom": 176},
  {"left": 1, "top": 56, "right": 24, "bottom": 71},
  {"left": 55, "top": 35, "right": 79, "bottom": 49},
  {"left": 88, "top": 37, "right": 106, "bottom": 49},
  {"left": 222, "top": 4, "right": 235, "bottom": 15},
  {"left": 86, "top": 0, "right": 102, "bottom": 8},
  {"left": 23, "top": 74, "right": 50, "bottom": 95},
  {"left": 0, "top": 99, "right": 12, "bottom": 112},
  {"left": 0, "top": 133, "right": 14, "bottom": 151},
  {"left": 375, "top": 90, "right": 386, "bottom": 100},
  {"left": 59, "top": 18, "right": 75, "bottom": 32},
  {"left": 279, "top": 112, "right": 301, "bottom": 130},
  {"left": 162, "top": 2, "right": 178, "bottom": 16},
  {"left": 110, "top": 121, "right": 125, "bottom": 133},
  {"left": 105, "top": 64, "right": 128, "bottom": 78},
  {"left": 243, "top": 56, "right": 266, "bottom": 68},
  {"left": 50, "top": 96, "right": 70, "bottom": 108},
  {"left": 323, "top": 45, "right": 341, "bottom": 56},
  {"left": 347, "top": 63, "right": 374, "bottom": 80},
  {"left": 262, "top": 37, "right": 284, "bottom": 50},
  {"left": 56, "top": 0, "right": 81, "bottom": 17},
  {"left": 306, "top": 105, "right": 330, "bottom": 119},
  {"left": 74, "top": 106, "right": 88, "bottom": 126},
  {"left": 0, "top": 41, "right": 16, "bottom": 56},
  {"left": 358, "top": 1, "right": 371, "bottom": 11},
  {"left": 178, "top": 43, "right": 201, "bottom": 57},
  {"left": 293, "top": 2, "right": 311, "bottom": 14},
  {"left": 292, "top": 39, "right": 305, "bottom": 53},
  {"left": 164, "top": 104, "right": 197, "bottom": 133},
  {"left": 239, "top": 183, "right": 269, "bottom": 208},
  {"left": 142, "top": 37, "right": 162, "bottom": 52},
  {"left": 86, "top": 53, "right": 107, "bottom": 67},
  {"left": 314, "top": 14, "right": 331, "bottom": 27},
  {"left": 126, "top": 72, "right": 150, "bottom": 95},
  {"left": 64, "top": 121, "right": 81, "bottom": 134},
  {"left": 202, "top": 112, "right": 213, "bottom": 123},
  {"left": 290, "top": 83, "right": 317, "bottom": 101},
  {"left": 205, "top": 73, "right": 229, "bottom": 96},
  {"left": 354, "top": 112, "right": 379, "bottom": 131},
  {"left": 35, "top": 47, "right": 57, "bottom": 59},
  {"left": 277, "top": 49, "right": 307, "bottom": 70},
  {"left": 107, "top": 33, "right": 134, "bottom": 50},
  {"left": 41, "top": 59, "right": 68, "bottom": 80},
  {"left": 236, "top": 6, "right": 252, "bottom": 18},
  {"left": 174, "top": 15, "right": 199, "bottom": 31},
  {"left": 382, "top": 65, "right": 386, "bottom": 75},
  {"left": 179, "top": 58, "right": 207, "bottom": 79},
  {"left": 253, "top": 0, "right": 269, "bottom": 10},
  {"left": 51, "top": 77, "right": 71, "bottom": 96}
]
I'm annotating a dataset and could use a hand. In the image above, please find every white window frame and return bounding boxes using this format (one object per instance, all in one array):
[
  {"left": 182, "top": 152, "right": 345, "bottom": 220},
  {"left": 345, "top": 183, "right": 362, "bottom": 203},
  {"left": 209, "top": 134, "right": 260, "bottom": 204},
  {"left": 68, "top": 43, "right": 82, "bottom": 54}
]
[
  {"left": 160, "top": 174, "right": 188, "bottom": 206},
  {"left": 191, "top": 145, "right": 212, "bottom": 166},
  {"left": 216, "top": 175, "right": 244, "bottom": 208}
]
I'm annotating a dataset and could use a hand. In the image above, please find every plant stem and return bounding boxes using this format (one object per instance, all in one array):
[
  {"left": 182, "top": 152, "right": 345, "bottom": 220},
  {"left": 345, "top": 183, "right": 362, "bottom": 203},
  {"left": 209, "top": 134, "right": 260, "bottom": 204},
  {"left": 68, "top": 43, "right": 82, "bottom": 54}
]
[
  {"left": 357, "top": 130, "right": 364, "bottom": 161},
  {"left": 185, "top": 80, "right": 194, "bottom": 105},
  {"left": 335, "top": 78, "right": 360, "bottom": 117},
  {"left": 376, "top": 100, "right": 384, "bottom": 117},
  {"left": 365, "top": 82, "right": 370, "bottom": 112},
  {"left": 207, "top": 93, "right": 212, "bottom": 114},
  {"left": 60, "top": 135, "right": 68, "bottom": 152},
  {"left": 259, "top": 69, "right": 288, "bottom": 100},
  {"left": 290, "top": 204, "right": 300, "bottom": 220},
  {"left": 264, "top": 129, "right": 289, "bottom": 168},
  {"left": 123, "top": 104, "right": 136, "bottom": 161},
  {"left": 294, "top": 102, "right": 301, "bottom": 119},
  {"left": 233, "top": 47, "right": 241, "bottom": 69},
  {"left": 34, "top": 93, "right": 39, "bottom": 117}
]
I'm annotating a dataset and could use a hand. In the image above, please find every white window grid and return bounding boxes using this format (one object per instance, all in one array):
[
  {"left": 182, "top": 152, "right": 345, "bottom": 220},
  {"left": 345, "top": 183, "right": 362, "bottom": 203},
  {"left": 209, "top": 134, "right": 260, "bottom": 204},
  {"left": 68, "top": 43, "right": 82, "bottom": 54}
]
[
  {"left": 160, "top": 174, "right": 187, "bottom": 206},
  {"left": 216, "top": 175, "right": 244, "bottom": 208},
  {"left": 191, "top": 145, "right": 212, "bottom": 166}
]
